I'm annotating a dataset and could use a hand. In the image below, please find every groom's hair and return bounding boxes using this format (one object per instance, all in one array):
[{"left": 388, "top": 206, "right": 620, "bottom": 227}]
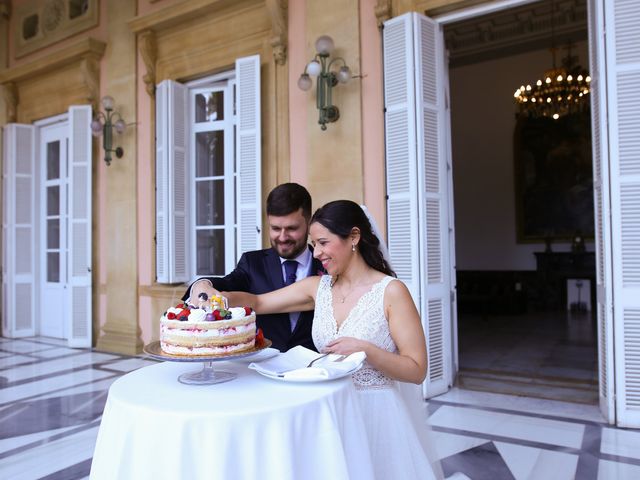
[
  {"left": 267, "top": 183, "right": 312, "bottom": 220},
  {"left": 311, "top": 200, "right": 396, "bottom": 277}
]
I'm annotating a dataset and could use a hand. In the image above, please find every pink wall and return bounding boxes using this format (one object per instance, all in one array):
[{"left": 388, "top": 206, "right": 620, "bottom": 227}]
[
  {"left": 287, "top": 0, "right": 386, "bottom": 231},
  {"left": 288, "top": 0, "right": 308, "bottom": 185},
  {"left": 136, "top": 11, "right": 155, "bottom": 344},
  {"left": 360, "top": 0, "right": 386, "bottom": 234}
]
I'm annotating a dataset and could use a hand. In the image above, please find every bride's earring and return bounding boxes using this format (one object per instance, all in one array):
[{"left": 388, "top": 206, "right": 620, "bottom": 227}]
[{"left": 351, "top": 243, "right": 356, "bottom": 252}]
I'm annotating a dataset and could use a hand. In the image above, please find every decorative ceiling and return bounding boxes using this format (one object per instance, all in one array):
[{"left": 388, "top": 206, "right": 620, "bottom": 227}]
[{"left": 444, "top": 0, "right": 588, "bottom": 68}]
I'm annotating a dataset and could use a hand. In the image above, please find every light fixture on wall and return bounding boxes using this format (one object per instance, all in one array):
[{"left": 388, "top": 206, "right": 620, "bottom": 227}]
[
  {"left": 512, "top": 0, "right": 591, "bottom": 120},
  {"left": 90, "top": 95, "right": 126, "bottom": 166},
  {"left": 297, "top": 35, "right": 352, "bottom": 130}
]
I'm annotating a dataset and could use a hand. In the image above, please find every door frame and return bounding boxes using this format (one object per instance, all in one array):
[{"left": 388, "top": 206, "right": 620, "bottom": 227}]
[{"left": 430, "top": 0, "right": 610, "bottom": 418}]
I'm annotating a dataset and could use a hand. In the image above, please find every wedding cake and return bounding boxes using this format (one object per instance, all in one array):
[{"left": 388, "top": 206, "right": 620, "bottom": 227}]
[{"left": 160, "top": 295, "right": 258, "bottom": 355}]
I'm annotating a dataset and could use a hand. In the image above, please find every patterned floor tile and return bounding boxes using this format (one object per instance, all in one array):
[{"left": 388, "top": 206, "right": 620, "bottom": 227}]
[
  {"left": 598, "top": 458, "right": 640, "bottom": 480},
  {"left": 0, "top": 337, "right": 638, "bottom": 480},
  {"left": 442, "top": 442, "right": 515, "bottom": 480},
  {"left": 600, "top": 427, "right": 640, "bottom": 461},
  {"left": 495, "top": 442, "right": 578, "bottom": 480}
]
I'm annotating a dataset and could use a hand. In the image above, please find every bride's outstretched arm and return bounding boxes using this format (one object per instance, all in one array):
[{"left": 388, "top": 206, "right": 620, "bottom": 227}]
[
  {"left": 223, "top": 276, "right": 320, "bottom": 315},
  {"left": 325, "top": 280, "right": 427, "bottom": 384}
]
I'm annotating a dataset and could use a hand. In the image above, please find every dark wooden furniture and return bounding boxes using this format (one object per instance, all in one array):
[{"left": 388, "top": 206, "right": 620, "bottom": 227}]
[
  {"left": 534, "top": 252, "right": 596, "bottom": 310},
  {"left": 456, "top": 271, "right": 529, "bottom": 317}
]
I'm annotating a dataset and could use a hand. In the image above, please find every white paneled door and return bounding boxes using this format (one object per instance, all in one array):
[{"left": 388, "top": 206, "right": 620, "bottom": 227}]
[
  {"left": 380, "top": 0, "right": 637, "bottom": 428},
  {"left": 235, "top": 55, "right": 262, "bottom": 258},
  {"left": 383, "top": 13, "right": 456, "bottom": 398},
  {"left": 39, "top": 122, "right": 69, "bottom": 339},
  {"left": 587, "top": 0, "right": 615, "bottom": 426},
  {"left": 388, "top": 0, "right": 637, "bottom": 428},
  {"left": 67, "top": 106, "right": 93, "bottom": 348},
  {"left": 3, "top": 106, "right": 92, "bottom": 346},
  {"left": 595, "top": 0, "right": 640, "bottom": 428},
  {"left": 2, "top": 124, "right": 36, "bottom": 338}
]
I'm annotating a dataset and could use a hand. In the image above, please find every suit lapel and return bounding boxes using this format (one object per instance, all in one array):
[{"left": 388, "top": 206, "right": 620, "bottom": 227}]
[
  {"left": 309, "top": 245, "right": 325, "bottom": 277},
  {"left": 265, "top": 249, "right": 285, "bottom": 290},
  {"left": 310, "top": 257, "right": 324, "bottom": 277}
]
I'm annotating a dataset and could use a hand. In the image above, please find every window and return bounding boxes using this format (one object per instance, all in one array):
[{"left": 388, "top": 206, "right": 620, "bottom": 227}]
[
  {"left": 156, "top": 55, "right": 261, "bottom": 284},
  {"left": 189, "top": 77, "right": 236, "bottom": 276}
]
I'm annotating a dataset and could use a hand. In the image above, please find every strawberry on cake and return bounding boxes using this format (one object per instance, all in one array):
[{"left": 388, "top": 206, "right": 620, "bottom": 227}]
[{"left": 160, "top": 296, "right": 257, "bottom": 356}]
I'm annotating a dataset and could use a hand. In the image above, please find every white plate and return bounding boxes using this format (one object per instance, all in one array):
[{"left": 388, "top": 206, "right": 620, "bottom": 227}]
[
  {"left": 232, "top": 347, "right": 279, "bottom": 363},
  {"left": 253, "top": 364, "right": 360, "bottom": 383}
]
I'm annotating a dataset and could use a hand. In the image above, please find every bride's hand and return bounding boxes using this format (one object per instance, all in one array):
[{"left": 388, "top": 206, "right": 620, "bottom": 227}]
[{"left": 323, "top": 337, "right": 368, "bottom": 355}]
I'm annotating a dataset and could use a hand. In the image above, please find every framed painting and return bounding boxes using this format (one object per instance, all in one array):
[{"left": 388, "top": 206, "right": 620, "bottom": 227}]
[{"left": 514, "top": 111, "right": 594, "bottom": 243}]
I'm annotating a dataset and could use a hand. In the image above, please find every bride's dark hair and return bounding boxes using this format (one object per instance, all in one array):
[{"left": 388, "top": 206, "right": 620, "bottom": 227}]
[{"left": 311, "top": 200, "right": 396, "bottom": 277}]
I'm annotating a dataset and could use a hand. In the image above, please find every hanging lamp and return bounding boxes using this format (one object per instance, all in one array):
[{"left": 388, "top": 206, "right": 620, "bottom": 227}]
[{"left": 513, "top": 0, "right": 591, "bottom": 119}]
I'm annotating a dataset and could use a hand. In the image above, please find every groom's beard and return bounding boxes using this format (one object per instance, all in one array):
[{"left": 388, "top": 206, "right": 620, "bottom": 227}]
[{"left": 272, "top": 238, "right": 307, "bottom": 259}]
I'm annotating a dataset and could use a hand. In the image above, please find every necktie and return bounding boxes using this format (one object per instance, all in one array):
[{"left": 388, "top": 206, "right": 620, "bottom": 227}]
[{"left": 284, "top": 260, "right": 298, "bottom": 286}]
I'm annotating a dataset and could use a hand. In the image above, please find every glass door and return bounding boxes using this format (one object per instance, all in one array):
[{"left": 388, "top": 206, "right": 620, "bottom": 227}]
[
  {"left": 40, "top": 123, "right": 68, "bottom": 339},
  {"left": 190, "top": 80, "right": 236, "bottom": 277}
]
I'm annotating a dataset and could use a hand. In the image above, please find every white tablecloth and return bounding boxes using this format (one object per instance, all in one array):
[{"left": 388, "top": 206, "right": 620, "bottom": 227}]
[{"left": 90, "top": 360, "right": 374, "bottom": 480}]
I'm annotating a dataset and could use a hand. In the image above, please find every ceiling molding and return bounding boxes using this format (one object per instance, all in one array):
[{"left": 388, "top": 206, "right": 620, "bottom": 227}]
[{"left": 445, "top": 0, "right": 587, "bottom": 67}]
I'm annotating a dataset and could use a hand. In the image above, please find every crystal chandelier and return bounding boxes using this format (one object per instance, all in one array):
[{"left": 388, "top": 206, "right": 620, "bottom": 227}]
[{"left": 513, "top": 1, "right": 591, "bottom": 120}]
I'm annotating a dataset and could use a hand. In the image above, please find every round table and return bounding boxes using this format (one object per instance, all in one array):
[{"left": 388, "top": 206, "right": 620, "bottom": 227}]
[{"left": 90, "top": 360, "right": 374, "bottom": 480}]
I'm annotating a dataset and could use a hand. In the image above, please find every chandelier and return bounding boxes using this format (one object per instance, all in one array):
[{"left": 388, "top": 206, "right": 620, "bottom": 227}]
[{"left": 513, "top": 1, "right": 591, "bottom": 120}]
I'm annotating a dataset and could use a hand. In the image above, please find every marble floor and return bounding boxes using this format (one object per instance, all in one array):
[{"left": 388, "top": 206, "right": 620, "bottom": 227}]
[
  {"left": 1, "top": 337, "right": 639, "bottom": 479},
  {"left": 457, "top": 310, "right": 598, "bottom": 403}
]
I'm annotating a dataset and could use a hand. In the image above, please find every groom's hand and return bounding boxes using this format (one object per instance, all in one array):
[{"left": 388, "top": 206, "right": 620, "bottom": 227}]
[{"left": 189, "top": 279, "right": 222, "bottom": 309}]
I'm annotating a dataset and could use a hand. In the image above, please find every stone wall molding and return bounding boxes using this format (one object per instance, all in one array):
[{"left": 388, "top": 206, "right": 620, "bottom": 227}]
[
  {"left": 375, "top": 0, "right": 392, "bottom": 27},
  {"left": 80, "top": 56, "right": 100, "bottom": 107},
  {"left": 0, "top": 37, "right": 105, "bottom": 123},
  {"left": 0, "top": 0, "right": 11, "bottom": 19},
  {"left": 139, "top": 30, "right": 157, "bottom": 98},
  {"left": 265, "top": 0, "right": 287, "bottom": 65},
  {"left": 13, "top": 0, "right": 99, "bottom": 59},
  {"left": 0, "top": 37, "right": 106, "bottom": 84},
  {"left": 2, "top": 82, "right": 17, "bottom": 122}
]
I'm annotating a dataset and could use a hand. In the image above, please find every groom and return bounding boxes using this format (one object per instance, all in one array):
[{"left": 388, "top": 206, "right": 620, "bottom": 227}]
[{"left": 183, "top": 183, "right": 322, "bottom": 352}]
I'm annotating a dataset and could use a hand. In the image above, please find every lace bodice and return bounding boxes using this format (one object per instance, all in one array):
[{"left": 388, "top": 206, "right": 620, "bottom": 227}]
[{"left": 312, "top": 275, "right": 398, "bottom": 389}]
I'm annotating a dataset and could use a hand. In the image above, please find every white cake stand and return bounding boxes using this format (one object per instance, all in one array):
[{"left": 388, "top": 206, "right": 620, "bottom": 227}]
[{"left": 143, "top": 339, "right": 272, "bottom": 385}]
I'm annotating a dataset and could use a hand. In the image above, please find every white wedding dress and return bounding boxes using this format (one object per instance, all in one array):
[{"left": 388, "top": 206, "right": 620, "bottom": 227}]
[{"left": 312, "top": 275, "right": 445, "bottom": 480}]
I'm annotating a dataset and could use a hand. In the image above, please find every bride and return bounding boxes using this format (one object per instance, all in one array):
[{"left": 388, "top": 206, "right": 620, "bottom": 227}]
[{"left": 223, "top": 200, "right": 453, "bottom": 479}]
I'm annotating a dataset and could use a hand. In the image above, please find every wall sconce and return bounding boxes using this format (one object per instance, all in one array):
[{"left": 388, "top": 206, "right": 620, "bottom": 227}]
[
  {"left": 297, "top": 35, "right": 352, "bottom": 130},
  {"left": 90, "top": 95, "right": 126, "bottom": 166}
]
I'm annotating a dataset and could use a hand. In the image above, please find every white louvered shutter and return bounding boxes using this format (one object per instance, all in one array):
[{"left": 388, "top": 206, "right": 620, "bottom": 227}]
[
  {"left": 414, "top": 14, "right": 452, "bottom": 398},
  {"left": 383, "top": 13, "right": 454, "bottom": 398},
  {"left": 601, "top": 0, "right": 640, "bottom": 428},
  {"left": 156, "top": 79, "right": 189, "bottom": 283},
  {"left": 67, "top": 106, "right": 93, "bottom": 347},
  {"left": 383, "top": 15, "right": 421, "bottom": 304},
  {"left": 235, "top": 55, "right": 262, "bottom": 256},
  {"left": 588, "top": 0, "right": 615, "bottom": 424},
  {"left": 2, "top": 124, "right": 36, "bottom": 337}
]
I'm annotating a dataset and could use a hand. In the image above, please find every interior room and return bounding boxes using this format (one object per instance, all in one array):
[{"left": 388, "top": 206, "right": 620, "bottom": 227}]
[{"left": 445, "top": 0, "right": 597, "bottom": 404}]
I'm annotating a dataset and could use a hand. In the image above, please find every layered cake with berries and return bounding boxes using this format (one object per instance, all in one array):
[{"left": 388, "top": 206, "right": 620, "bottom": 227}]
[{"left": 160, "top": 297, "right": 257, "bottom": 356}]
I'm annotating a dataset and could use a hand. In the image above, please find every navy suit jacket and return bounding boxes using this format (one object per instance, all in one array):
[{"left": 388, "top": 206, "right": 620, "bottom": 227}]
[{"left": 183, "top": 246, "right": 322, "bottom": 352}]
